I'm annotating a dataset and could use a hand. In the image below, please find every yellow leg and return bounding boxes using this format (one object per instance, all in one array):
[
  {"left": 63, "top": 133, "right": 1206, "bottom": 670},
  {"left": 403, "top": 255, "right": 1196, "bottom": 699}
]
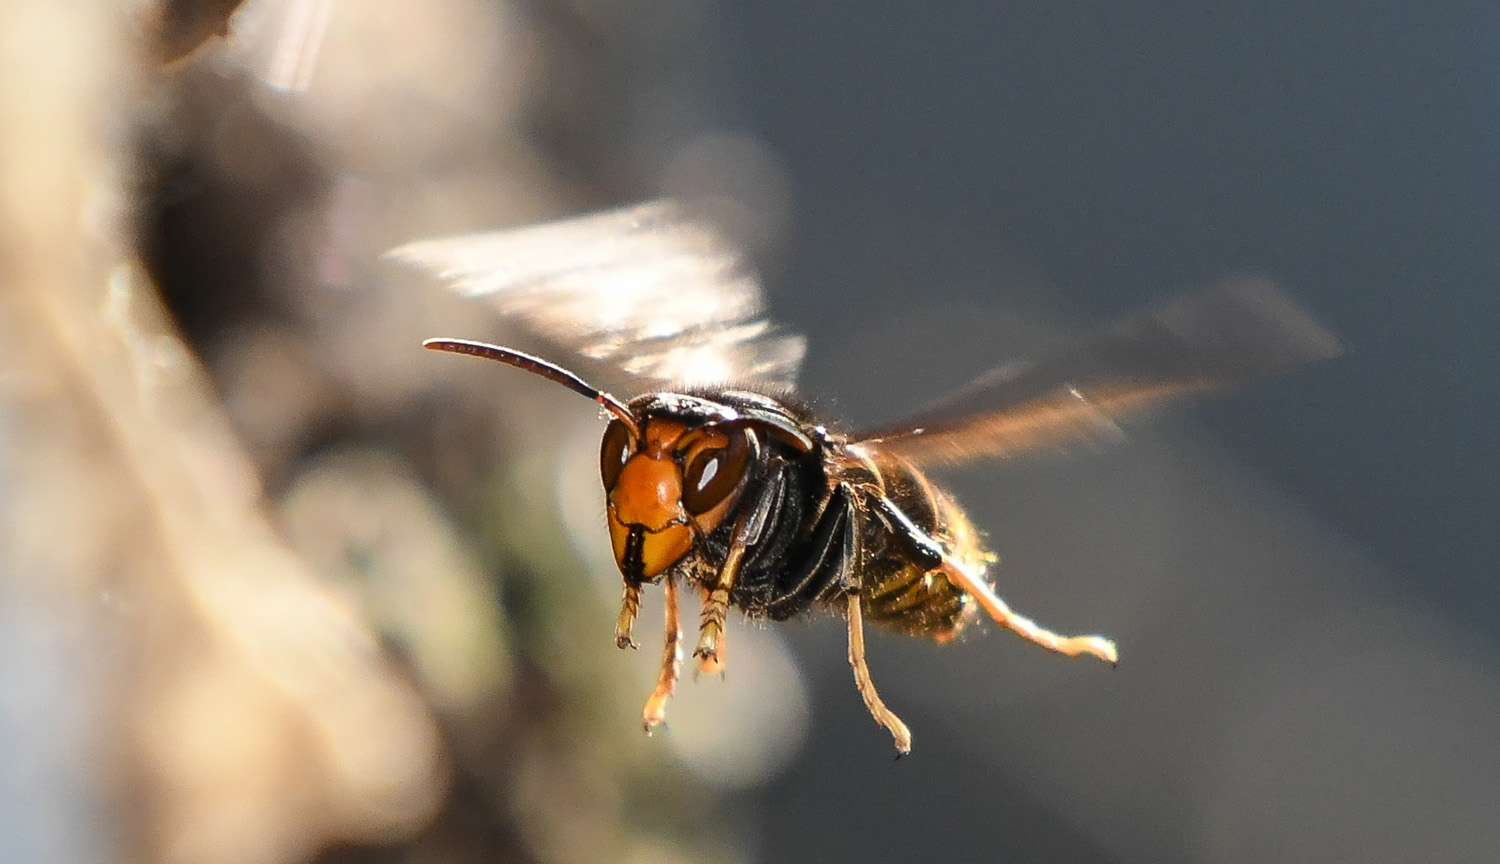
[
  {"left": 847, "top": 592, "right": 912, "bottom": 755},
  {"left": 941, "top": 558, "right": 1118, "bottom": 665},
  {"left": 693, "top": 519, "right": 750, "bottom": 668},
  {"left": 693, "top": 584, "right": 731, "bottom": 672},
  {"left": 695, "top": 597, "right": 725, "bottom": 676},
  {"left": 642, "top": 577, "right": 682, "bottom": 732},
  {"left": 615, "top": 583, "right": 641, "bottom": 649}
]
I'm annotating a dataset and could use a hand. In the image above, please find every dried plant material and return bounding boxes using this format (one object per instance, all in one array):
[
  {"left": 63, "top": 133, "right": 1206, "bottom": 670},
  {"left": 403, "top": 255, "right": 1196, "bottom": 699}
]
[
  {"left": 143, "top": 0, "right": 248, "bottom": 62},
  {"left": 0, "top": 5, "right": 443, "bottom": 860}
]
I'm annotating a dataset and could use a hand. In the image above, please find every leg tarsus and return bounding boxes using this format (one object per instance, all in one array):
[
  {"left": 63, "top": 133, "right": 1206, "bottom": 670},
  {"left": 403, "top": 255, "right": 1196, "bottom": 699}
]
[
  {"left": 642, "top": 578, "right": 682, "bottom": 732},
  {"left": 693, "top": 584, "right": 731, "bottom": 666},
  {"left": 941, "top": 557, "right": 1118, "bottom": 665},
  {"left": 693, "top": 520, "right": 752, "bottom": 667},
  {"left": 694, "top": 607, "right": 725, "bottom": 675},
  {"left": 616, "top": 583, "right": 641, "bottom": 649},
  {"left": 693, "top": 466, "right": 787, "bottom": 663},
  {"left": 847, "top": 592, "right": 912, "bottom": 756},
  {"left": 875, "top": 494, "right": 1117, "bottom": 665}
]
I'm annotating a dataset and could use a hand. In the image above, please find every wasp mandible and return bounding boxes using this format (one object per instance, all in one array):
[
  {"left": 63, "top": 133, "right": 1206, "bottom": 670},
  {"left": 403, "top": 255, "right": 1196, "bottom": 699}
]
[{"left": 398, "top": 201, "right": 1339, "bottom": 755}]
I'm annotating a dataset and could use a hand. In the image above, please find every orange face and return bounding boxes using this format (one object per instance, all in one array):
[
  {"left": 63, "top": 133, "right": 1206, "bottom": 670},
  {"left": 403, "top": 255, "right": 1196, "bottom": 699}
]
[{"left": 601, "top": 416, "right": 755, "bottom": 583}]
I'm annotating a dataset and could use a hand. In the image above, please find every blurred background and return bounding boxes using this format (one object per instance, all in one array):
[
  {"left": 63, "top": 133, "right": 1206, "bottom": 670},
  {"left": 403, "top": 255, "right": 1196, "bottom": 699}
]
[{"left": 2, "top": 1, "right": 1497, "bottom": 863}]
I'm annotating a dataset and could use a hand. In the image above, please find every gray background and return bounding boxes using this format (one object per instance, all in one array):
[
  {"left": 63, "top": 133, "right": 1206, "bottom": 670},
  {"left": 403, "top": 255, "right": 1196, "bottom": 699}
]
[{"left": 689, "top": 4, "right": 1500, "bottom": 862}]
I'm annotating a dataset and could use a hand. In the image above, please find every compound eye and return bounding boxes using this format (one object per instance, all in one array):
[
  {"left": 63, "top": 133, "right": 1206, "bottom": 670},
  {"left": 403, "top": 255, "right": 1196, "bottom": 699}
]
[
  {"left": 599, "top": 419, "right": 632, "bottom": 490},
  {"left": 681, "top": 427, "right": 753, "bottom": 516}
]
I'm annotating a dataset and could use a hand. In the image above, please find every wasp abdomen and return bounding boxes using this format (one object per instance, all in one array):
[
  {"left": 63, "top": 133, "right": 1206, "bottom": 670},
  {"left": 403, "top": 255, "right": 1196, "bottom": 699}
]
[{"left": 853, "top": 453, "right": 981, "bottom": 642}]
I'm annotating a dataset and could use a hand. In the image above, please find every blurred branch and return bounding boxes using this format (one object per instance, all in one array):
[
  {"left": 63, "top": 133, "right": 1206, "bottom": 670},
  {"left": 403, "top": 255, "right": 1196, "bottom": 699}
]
[
  {"left": 0, "top": 3, "right": 441, "bottom": 863},
  {"left": 142, "top": 0, "right": 248, "bottom": 62}
]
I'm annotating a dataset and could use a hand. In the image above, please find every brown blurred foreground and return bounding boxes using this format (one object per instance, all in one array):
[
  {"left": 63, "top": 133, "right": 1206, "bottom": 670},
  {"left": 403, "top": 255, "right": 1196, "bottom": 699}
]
[{"left": 0, "top": 2, "right": 754, "bottom": 862}]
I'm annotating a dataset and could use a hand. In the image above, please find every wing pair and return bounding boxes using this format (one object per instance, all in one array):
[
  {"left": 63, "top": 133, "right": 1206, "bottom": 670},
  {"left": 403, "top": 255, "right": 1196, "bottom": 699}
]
[{"left": 391, "top": 200, "right": 1340, "bottom": 465}]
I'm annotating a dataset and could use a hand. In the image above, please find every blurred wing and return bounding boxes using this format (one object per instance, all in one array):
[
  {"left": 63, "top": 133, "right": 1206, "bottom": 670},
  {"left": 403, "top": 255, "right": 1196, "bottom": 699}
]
[
  {"left": 853, "top": 280, "right": 1341, "bottom": 466},
  {"left": 388, "top": 200, "right": 805, "bottom": 390}
]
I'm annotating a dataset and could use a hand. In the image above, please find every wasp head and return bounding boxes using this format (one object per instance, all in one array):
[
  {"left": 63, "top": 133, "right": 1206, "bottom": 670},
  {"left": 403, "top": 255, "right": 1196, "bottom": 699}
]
[
  {"left": 601, "top": 394, "right": 760, "bottom": 584},
  {"left": 421, "top": 339, "right": 815, "bottom": 588}
]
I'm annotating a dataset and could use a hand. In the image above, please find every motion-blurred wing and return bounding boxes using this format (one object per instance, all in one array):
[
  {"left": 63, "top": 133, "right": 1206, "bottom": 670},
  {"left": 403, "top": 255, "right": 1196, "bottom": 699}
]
[
  {"left": 388, "top": 200, "right": 805, "bottom": 390},
  {"left": 853, "top": 280, "right": 1340, "bottom": 466}
]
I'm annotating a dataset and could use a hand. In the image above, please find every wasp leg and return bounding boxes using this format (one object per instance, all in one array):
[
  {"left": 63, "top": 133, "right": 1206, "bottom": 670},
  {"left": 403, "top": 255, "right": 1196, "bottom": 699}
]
[
  {"left": 872, "top": 495, "right": 944, "bottom": 569},
  {"left": 642, "top": 577, "right": 683, "bottom": 732},
  {"left": 847, "top": 591, "right": 912, "bottom": 755},
  {"left": 767, "top": 483, "right": 857, "bottom": 619},
  {"left": 877, "top": 495, "right": 1118, "bottom": 665},
  {"left": 941, "top": 555, "right": 1118, "bottom": 665},
  {"left": 693, "top": 535, "right": 746, "bottom": 672},
  {"left": 695, "top": 597, "right": 726, "bottom": 676},
  {"left": 692, "top": 466, "right": 786, "bottom": 671},
  {"left": 770, "top": 485, "right": 907, "bottom": 751},
  {"left": 615, "top": 583, "right": 641, "bottom": 649}
]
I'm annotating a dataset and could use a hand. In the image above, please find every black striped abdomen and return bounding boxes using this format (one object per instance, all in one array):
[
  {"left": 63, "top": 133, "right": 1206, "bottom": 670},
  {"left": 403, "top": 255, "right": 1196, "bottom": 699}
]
[{"left": 855, "top": 452, "right": 986, "bottom": 642}]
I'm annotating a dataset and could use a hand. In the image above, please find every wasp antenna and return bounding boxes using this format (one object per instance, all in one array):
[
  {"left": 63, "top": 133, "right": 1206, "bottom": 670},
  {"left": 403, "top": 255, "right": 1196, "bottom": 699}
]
[{"left": 423, "top": 338, "right": 640, "bottom": 438}]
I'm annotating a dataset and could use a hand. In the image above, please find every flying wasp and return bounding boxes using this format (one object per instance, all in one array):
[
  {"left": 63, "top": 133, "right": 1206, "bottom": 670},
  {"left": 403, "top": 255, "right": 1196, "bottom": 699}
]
[{"left": 394, "top": 201, "right": 1339, "bottom": 755}]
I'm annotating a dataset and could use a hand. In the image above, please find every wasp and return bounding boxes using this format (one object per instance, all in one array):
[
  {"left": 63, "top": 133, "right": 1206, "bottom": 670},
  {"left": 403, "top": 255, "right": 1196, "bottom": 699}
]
[{"left": 398, "top": 201, "right": 1338, "bottom": 754}]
